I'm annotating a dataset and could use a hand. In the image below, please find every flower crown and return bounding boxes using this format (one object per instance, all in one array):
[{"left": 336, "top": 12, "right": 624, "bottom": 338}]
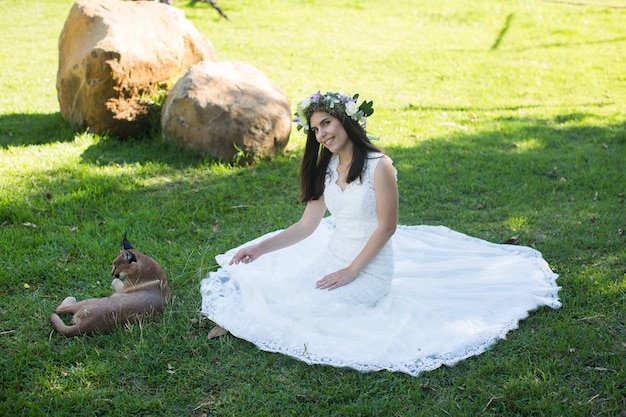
[{"left": 293, "top": 91, "right": 374, "bottom": 133}]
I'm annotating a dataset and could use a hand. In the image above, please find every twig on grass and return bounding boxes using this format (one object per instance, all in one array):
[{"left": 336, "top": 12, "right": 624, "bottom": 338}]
[
  {"left": 25, "top": 196, "right": 47, "bottom": 212},
  {"left": 483, "top": 395, "right": 504, "bottom": 412}
]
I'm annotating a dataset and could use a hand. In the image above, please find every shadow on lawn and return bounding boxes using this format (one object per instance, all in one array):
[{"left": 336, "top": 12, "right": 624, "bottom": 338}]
[
  {"left": 386, "top": 113, "right": 625, "bottom": 244},
  {"left": 0, "top": 110, "right": 216, "bottom": 169},
  {"left": 0, "top": 112, "right": 75, "bottom": 148},
  {"left": 79, "top": 132, "right": 212, "bottom": 169},
  {"left": 389, "top": 112, "right": 625, "bottom": 188}
]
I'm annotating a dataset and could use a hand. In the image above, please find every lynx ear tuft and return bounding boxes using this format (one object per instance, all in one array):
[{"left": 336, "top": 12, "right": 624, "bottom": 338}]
[
  {"left": 121, "top": 248, "right": 137, "bottom": 263},
  {"left": 122, "top": 232, "right": 134, "bottom": 250}
]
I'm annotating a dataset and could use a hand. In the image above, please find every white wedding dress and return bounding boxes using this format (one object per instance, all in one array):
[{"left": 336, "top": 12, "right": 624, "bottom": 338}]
[{"left": 200, "top": 153, "right": 561, "bottom": 376}]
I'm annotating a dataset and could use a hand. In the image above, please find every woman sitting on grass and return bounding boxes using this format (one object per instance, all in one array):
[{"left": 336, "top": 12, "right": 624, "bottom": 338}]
[{"left": 201, "top": 90, "right": 561, "bottom": 376}]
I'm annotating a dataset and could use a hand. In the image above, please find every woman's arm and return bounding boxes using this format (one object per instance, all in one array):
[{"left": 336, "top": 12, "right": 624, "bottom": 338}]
[
  {"left": 316, "top": 156, "right": 398, "bottom": 290},
  {"left": 230, "top": 196, "right": 327, "bottom": 265}
]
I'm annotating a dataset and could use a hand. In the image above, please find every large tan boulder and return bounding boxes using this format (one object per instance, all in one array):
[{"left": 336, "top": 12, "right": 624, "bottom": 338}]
[
  {"left": 57, "top": 0, "right": 217, "bottom": 137},
  {"left": 161, "top": 61, "right": 291, "bottom": 163}
]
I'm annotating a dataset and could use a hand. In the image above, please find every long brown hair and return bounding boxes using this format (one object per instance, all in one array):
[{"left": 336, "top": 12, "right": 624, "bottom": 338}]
[{"left": 299, "top": 113, "right": 383, "bottom": 202}]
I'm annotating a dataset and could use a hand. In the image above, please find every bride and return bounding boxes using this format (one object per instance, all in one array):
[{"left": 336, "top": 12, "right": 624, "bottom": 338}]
[{"left": 200, "top": 91, "right": 561, "bottom": 376}]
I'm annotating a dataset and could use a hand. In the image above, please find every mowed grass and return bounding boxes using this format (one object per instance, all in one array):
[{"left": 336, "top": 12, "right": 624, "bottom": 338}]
[{"left": 0, "top": 0, "right": 625, "bottom": 415}]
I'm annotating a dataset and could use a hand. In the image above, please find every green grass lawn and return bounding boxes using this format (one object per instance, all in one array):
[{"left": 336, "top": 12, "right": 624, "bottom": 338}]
[{"left": 1, "top": 0, "right": 625, "bottom": 415}]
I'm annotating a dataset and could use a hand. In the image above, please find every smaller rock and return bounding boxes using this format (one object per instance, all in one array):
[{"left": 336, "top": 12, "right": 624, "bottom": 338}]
[{"left": 161, "top": 61, "right": 291, "bottom": 162}]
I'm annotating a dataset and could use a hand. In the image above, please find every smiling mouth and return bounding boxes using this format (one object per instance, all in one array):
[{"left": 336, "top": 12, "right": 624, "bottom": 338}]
[{"left": 323, "top": 137, "right": 335, "bottom": 147}]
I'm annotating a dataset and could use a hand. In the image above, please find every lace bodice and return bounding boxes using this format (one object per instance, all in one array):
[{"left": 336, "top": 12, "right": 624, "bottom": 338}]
[{"left": 324, "top": 153, "right": 381, "bottom": 240}]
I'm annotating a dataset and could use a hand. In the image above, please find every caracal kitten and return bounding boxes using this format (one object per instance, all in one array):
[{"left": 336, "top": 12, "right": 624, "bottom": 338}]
[{"left": 50, "top": 234, "right": 169, "bottom": 337}]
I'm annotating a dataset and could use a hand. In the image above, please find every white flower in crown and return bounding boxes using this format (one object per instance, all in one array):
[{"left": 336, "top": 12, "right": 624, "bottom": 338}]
[{"left": 345, "top": 101, "right": 359, "bottom": 117}]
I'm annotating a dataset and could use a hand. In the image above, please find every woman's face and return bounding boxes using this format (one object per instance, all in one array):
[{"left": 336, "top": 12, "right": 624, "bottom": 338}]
[{"left": 309, "top": 111, "right": 351, "bottom": 154}]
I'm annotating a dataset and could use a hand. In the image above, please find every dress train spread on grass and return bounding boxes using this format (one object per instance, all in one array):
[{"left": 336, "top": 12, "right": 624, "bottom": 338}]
[{"left": 200, "top": 154, "right": 561, "bottom": 376}]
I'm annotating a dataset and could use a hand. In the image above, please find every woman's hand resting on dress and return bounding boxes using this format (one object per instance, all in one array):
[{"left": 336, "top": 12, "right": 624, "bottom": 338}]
[
  {"left": 229, "top": 244, "right": 262, "bottom": 265},
  {"left": 316, "top": 268, "right": 357, "bottom": 290}
]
